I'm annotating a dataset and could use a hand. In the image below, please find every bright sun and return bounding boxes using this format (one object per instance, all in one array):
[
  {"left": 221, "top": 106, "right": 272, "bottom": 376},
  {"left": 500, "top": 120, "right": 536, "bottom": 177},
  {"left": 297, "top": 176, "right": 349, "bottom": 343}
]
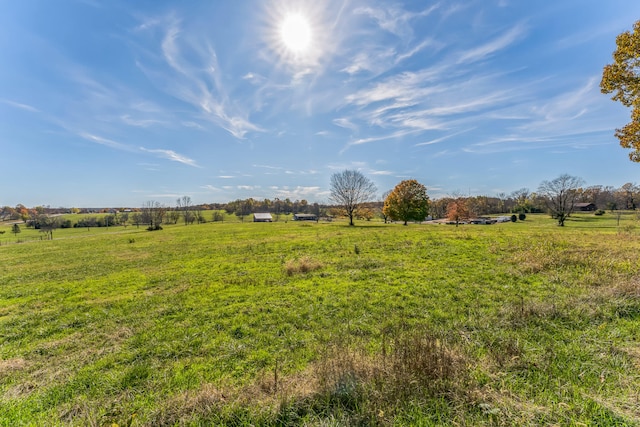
[{"left": 280, "top": 13, "right": 311, "bottom": 53}]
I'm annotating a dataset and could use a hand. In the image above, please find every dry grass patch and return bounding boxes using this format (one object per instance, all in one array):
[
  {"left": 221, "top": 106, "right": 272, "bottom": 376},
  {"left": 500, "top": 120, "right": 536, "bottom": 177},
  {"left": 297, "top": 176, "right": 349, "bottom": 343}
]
[
  {"left": 606, "top": 278, "right": 640, "bottom": 299},
  {"left": 148, "top": 327, "right": 472, "bottom": 425},
  {"left": 0, "top": 358, "right": 28, "bottom": 378},
  {"left": 468, "top": 387, "right": 551, "bottom": 426},
  {"left": 149, "top": 384, "right": 228, "bottom": 427},
  {"left": 284, "top": 256, "right": 323, "bottom": 276}
]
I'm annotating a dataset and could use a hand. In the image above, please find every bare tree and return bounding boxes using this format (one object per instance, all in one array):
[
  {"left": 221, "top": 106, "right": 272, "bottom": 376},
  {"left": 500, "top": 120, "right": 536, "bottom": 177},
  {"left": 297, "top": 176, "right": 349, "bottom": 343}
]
[
  {"left": 538, "top": 174, "right": 584, "bottom": 226},
  {"left": 177, "top": 196, "right": 193, "bottom": 225},
  {"left": 141, "top": 201, "right": 166, "bottom": 230},
  {"left": 38, "top": 215, "right": 60, "bottom": 240},
  {"left": 329, "top": 170, "right": 377, "bottom": 226}
]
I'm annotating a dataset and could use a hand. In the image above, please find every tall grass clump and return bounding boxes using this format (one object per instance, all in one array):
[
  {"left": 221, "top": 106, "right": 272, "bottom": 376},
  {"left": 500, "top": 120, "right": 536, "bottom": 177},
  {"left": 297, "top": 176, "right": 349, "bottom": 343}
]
[
  {"left": 284, "top": 256, "right": 323, "bottom": 276},
  {"left": 271, "top": 326, "right": 472, "bottom": 425}
]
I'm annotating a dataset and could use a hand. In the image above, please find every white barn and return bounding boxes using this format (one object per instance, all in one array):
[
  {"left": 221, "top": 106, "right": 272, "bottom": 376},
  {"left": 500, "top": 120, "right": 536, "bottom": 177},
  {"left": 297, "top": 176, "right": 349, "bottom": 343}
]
[{"left": 253, "top": 213, "right": 273, "bottom": 222}]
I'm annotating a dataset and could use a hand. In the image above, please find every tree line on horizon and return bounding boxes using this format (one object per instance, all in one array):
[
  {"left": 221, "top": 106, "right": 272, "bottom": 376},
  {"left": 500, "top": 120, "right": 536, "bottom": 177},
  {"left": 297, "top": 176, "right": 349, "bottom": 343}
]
[{"left": 2, "top": 176, "right": 639, "bottom": 232}]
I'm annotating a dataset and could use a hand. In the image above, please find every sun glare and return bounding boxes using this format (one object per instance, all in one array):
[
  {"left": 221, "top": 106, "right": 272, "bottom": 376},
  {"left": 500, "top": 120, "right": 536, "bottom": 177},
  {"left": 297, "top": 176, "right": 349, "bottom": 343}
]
[{"left": 280, "top": 13, "right": 311, "bottom": 53}]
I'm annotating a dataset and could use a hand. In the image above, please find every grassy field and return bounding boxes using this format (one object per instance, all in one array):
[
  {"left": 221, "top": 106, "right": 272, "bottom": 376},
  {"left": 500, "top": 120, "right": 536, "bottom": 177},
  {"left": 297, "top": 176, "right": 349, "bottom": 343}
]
[{"left": 0, "top": 214, "right": 639, "bottom": 426}]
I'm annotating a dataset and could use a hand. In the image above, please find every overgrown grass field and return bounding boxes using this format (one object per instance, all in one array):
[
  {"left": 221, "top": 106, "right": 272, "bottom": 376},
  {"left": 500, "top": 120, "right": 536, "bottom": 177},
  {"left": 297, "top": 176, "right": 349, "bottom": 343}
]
[{"left": 1, "top": 214, "right": 639, "bottom": 425}]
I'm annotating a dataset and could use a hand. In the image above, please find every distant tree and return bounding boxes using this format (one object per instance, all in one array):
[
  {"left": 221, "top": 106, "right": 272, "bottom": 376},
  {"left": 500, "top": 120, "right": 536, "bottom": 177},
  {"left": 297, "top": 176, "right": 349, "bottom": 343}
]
[
  {"left": 538, "top": 174, "right": 584, "bottom": 226},
  {"left": 273, "top": 198, "right": 283, "bottom": 221},
  {"left": 618, "top": 182, "right": 639, "bottom": 210},
  {"left": 601, "top": 20, "right": 640, "bottom": 161},
  {"left": 357, "top": 204, "right": 375, "bottom": 221},
  {"left": 379, "top": 190, "right": 392, "bottom": 223},
  {"left": 329, "top": 170, "right": 377, "bottom": 226},
  {"left": 446, "top": 198, "right": 470, "bottom": 227},
  {"left": 120, "top": 212, "right": 129, "bottom": 227},
  {"left": 1, "top": 206, "right": 17, "bottom": 221},
  {"left": 383, "top": 180, "right": 429, "bottom": 225},
  {"left": 496, "top": 192, "right": 507, "bottom": 213},
  {"left": 11, "top": 223, "right": 20, "bottom": 236},
  {"left": 177, "top": 196, "right": 194, "bottom": 225},
  {"left": 430, "top": 197, "right": 451, "bottom": 219},
  {"left": 168, "top": 210, "right": 180, "bottom": 224},
  {"left": 141, "top": 201, "right": 165, "bottom": 230},
  {"left": 311, "top": 202, "right": 322, "bottom": 220},
  {"left": 234, "top": 199, "right": 250, "bottom": 222},
  {"left": 131, "top": 212, "right": 141, "bottom": 228},
  {"left": 38, "top": 215, "right": 59, "bottom": 240},
  {"left": 212, "top": 211, "right": 225, "bottom": 222}
]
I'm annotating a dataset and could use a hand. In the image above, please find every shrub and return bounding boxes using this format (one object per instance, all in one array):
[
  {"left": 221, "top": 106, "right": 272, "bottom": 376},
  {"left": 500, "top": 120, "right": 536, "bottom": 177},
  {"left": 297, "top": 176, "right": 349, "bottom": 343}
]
[
  {"left": 595, "top": 209, "right": 605, "bottom": 216},
  {"left": 510, "top": 215, "right": 517, "bottom": 222},
  {"left": 212, "top": 211, "right": 225, "bottom": 222},
  {"left": 518, "top": 213, "right": 526, "bottom": 221}
]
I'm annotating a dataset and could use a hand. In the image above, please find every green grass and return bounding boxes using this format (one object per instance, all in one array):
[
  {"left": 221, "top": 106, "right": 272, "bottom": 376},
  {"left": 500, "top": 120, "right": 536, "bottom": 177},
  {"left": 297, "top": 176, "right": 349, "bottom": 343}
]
[{"left": 1, "top": 214, "right": 639, "bottom": 425}]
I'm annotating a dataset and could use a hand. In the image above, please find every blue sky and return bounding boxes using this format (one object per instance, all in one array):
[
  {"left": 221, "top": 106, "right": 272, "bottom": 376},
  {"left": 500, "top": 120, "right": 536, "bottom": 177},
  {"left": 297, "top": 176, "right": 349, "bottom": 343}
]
[{"left": 1, "top": 0, "right": 639, "bottom": 207}]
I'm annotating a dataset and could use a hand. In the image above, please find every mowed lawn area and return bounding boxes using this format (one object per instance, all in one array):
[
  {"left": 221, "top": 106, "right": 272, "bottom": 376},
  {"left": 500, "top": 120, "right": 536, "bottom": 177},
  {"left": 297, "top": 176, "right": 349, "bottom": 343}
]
[{"left": 1, "top": 214, "right": 639, "bottom": 426}]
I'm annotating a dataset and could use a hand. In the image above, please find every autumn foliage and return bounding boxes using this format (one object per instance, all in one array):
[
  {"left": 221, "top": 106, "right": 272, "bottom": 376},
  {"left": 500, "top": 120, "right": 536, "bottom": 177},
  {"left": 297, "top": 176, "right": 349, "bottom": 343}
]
[
  {"left": 601, "top": 20, "right": 640, "bottom": 162},
  {"left": 383, "top": 179, "right": 429, "bottom": 225},
  {"left": 446, "top": 198, "right": 470, "bottom": 227}
]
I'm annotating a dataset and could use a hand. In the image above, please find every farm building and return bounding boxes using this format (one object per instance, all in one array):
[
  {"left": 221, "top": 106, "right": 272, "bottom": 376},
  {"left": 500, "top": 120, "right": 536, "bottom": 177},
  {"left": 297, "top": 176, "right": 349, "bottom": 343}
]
[
  {"left": 574, "top": 203, "right": 597, "bottom": 211},
  {"left": 253, "top": 213, "right": 273, "bottom": 222},
  {"left": 293, "top": 213, "right": 317, "bottom": 221}
]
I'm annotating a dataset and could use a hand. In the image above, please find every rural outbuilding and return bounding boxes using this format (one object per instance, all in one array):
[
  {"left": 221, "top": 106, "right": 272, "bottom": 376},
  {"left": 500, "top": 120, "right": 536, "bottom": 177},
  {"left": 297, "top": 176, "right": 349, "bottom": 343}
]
[
  {"left": 253, "top": 213, "right": 273, "bottom": 222},
  {"left": 293, "top": 213, "right": 317, "bottom": 221}
]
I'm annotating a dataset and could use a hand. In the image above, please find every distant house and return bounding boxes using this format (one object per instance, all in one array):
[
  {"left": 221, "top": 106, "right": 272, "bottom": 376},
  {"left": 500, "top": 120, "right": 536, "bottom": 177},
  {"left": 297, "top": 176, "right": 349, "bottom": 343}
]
[
  {"left": 574, "top": 203, "right": 597, "bottom": 211},
  {"left": 253, "top": 213, "right": 273, "bottom": 222},
  {"left": 293, "top": 213, "right": 317, "bottom": 221}
]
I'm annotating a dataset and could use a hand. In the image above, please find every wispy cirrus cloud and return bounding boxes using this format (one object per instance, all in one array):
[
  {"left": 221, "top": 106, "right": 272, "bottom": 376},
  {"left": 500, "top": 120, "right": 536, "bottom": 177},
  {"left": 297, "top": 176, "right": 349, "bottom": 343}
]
[
  {"left": 333, "top": 118, "right": 358, "bottom": 131},
  {"left": 252, "top": 164, "right": 283, "bottom": 171},
  {"left": 355, "top": 4, "right": 440, "bottom": 38},
  {"left": 369, "top": 169, "right": 393, "bottom": 175},
  {"left": 78, "top": 132, "right": 134, "bottom": 151},
  {"left": 135, "top": 14, "right": 262, "bottom": 139},
  {"left": 201, "top": 185, "right": 222, "bottom": 191},
  {"left": 457, "top": 23, "right": 526, "bottom": 64},
  {"left": 120, "top": 114, "right": 166, "bottom": 128},
  {"left": 1, "top": 99, "right": 40, "bottom": 113},
  {"left": 272, "top": 186, "right": 330, "bottom": 200},
  {"left": 464, "top": 77, "right": 614, "bottom": 154},
  {"left": 414, "top": 128, "right": 475, "bottom": 147},
  {"left": 140, "top": 147, "right": 200, "bottom": 167}
]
